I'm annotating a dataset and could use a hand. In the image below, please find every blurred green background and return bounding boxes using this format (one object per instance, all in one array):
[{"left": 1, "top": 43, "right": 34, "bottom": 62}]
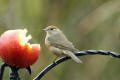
[{"left": 0, "top": 0, "right": 120, "bottom": 80}]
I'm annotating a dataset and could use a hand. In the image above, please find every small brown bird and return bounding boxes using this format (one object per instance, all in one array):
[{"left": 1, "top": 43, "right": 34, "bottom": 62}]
[{"left": 44, "top": 25, "right": 82, "bottom": 63}]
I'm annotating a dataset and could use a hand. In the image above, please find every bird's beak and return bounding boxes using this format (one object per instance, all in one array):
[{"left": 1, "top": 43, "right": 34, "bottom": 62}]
[{"left": 43, "top": 28, "right": 48, "bottom": 31}]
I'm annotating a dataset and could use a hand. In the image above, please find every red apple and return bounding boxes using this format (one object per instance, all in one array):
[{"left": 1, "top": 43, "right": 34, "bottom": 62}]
[{"left": 0, "top": 29, "right": 40, "bottom": 68}]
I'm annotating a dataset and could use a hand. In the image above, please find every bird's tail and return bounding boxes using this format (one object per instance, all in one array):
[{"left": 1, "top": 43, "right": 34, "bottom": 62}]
[{"left": 63, "top": 50, "right": 82, "bottom": 64}]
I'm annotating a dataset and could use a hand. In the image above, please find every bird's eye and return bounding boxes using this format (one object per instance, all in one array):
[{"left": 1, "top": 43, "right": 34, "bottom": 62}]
[{"left": 50, "top": 28, "right": 55, "bottom": 30}]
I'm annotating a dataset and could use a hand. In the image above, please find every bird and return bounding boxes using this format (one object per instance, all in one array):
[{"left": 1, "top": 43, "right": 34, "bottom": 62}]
[{"left": 43, "top": 25, "right": 82, "bottom": 64}]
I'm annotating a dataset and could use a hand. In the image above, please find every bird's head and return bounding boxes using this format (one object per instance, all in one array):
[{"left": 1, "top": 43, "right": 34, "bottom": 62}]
[{"left": 43, "top": 25, "right": 61, "bottom": 35}]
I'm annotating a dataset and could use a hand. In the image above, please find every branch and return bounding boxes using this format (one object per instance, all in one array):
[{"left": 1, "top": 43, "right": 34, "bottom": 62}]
[
  {"left": 0, "top": 62, "right": 8, "bottom": 80},
  {"left": 9, "top": 66, "right": 20, "bottom": 80},
  {"left": 33, "top": 50, "right": 120, "bottom": 80},
  {"left": 0, "top": 62, "right": 32, "bottom": 80}
]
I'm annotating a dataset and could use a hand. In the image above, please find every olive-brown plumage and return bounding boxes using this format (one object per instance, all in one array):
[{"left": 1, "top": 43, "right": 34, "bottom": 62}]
[{"left": 44, "top": 25, "right": 82, "bottom": 63}]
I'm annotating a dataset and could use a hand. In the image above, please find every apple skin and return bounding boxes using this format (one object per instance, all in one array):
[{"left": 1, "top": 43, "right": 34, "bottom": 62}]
[{"left": 0, "top": 29, "right": 40, "bottom": 68}]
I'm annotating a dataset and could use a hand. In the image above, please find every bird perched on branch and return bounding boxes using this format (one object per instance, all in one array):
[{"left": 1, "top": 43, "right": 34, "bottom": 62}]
[{"left": 44, "top": 25, "right": 82, "bottom": 64}]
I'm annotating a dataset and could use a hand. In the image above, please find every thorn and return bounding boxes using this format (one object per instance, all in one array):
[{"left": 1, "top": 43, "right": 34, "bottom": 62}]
[{"left": 26, "top": 66, "right": 32, "bottom": 74}]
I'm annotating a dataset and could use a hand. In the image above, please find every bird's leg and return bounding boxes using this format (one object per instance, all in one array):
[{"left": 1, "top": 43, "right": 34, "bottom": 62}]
[
  {"left": 0, "top": 62, "right": 8, "bottom": 80},
  {"left": 52, "top": 57, "right": 58, "bottom": 64}
]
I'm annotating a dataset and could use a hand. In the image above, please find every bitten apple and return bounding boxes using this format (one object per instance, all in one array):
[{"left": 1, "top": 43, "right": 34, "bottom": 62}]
[{"left": 0, "top": 29, "right": 40, "bottom": 68}]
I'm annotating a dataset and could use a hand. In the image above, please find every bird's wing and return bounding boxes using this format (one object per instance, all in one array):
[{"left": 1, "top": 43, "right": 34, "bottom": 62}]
[
  {"left": 51, "top": 42, "right": 79, "bottom": 53},
  {"left": 48, "top": 33, "right": 79, "bottom": 52}
]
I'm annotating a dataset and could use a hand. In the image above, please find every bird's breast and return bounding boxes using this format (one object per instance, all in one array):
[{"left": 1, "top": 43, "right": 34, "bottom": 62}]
[
  {"left": 45, "top": 37, "right": 51, "bottom": 47},
  {"left": 45, "top": 35, "right": 65, "bottom": 56}
]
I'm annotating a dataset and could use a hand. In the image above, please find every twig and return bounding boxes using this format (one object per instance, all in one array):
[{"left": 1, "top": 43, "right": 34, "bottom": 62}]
[{"left": 33, "top": 50, "right": 120, "bottom": 80}]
